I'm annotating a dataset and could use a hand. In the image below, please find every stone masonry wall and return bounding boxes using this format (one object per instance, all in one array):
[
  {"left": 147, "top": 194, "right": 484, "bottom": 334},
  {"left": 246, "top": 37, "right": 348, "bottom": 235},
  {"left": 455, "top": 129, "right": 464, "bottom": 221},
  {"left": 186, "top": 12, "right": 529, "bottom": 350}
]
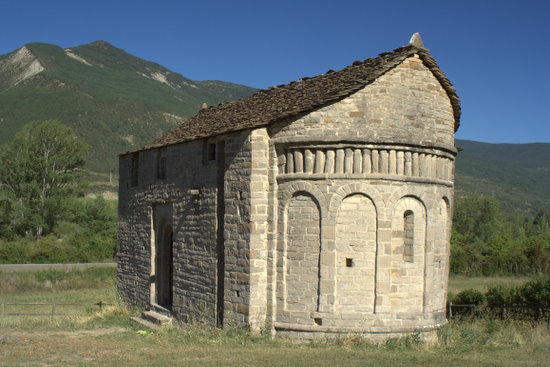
[
  {"left": 247, "top": 128, "right": 270, "bottom": 330},
  {"left": 221, "top": 131, "right": 257, "bottom": 326},
  {"left": 282, "top": 193, "right": 321, "bottom": 315},
  {"left": 271, "top": 178, "right": 453, "bottom": 337},
  {"left": 118, "top": 139, "right": 220, "bottom": 324},
  {"left": 266, "top": 55, "right": 456, "bottom": 337},
  {"left": 119, "top": 129, "right": 268, "bottom": 329},
  {"left": 119, "top": 53, "right": 457, "bottom": 339},
  {"left": 335, "top": 194, "right": 376, "bottom": 314},
  {"left": 271, "top": 55, "right": 455, "bottom": 152}
]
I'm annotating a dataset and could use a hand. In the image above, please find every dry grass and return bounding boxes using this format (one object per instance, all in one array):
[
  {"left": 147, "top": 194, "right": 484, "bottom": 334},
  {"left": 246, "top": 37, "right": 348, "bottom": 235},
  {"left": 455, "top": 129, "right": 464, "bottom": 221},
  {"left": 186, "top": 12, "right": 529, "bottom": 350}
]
[
  {"left": 0, "top": 267, "right": 124, "bottom": 332},
  {"left": 447, "top": 275, "right": 531, "bottom": 295},
  {"left": 1, "top": 270, "right": 549, "bottom": 366},
  {"left": 0, "top": 267, "right": 116, "bottom": 295},
  {"left": 1, "top": 320, "right": 549, "bottom": 367}
]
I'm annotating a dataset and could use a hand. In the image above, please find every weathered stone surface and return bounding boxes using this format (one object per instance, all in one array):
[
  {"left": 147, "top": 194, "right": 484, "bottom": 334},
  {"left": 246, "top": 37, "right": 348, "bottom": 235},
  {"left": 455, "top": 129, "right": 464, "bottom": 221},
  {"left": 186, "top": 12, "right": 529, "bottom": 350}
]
[{"left": 118, "top": 47, "right": 458, "bottom": 342}]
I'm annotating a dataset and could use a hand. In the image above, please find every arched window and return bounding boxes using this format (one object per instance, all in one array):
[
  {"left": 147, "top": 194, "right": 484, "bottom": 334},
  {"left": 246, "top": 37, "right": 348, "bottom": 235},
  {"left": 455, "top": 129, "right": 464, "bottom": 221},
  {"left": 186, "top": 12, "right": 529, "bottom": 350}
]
[
  {"left": 403, "top": 210, "right": 414, "bottom": 262},
  {"left": 391, "top": 197, "right": 425, "bottom": 312}
]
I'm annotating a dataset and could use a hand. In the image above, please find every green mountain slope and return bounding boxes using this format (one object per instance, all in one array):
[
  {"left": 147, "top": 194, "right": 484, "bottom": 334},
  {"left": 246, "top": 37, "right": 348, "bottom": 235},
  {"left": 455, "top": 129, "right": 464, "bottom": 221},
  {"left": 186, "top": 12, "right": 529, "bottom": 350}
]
[
  {"left": 0, "top": 41, "right": 257, "bottom": 173},
  {"left": 455, "top": 139, "right": 550, "bottom": 171},
  {"left": 454, "top": 139, "right": 550, "bottom": 215},
  {"left": 1, "top": 42, "right": 547, "bottom": 215}
]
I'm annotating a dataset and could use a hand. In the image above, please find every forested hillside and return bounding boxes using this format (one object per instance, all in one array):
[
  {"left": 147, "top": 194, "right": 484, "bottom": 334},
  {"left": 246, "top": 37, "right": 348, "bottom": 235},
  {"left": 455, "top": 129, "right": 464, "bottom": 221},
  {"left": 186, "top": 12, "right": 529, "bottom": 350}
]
[
  {"left": 455, "top": 139, "right": 550, "bottom": 216},
  {"left": 1, "top": 40, "right": 548, "bottom": 216},
  {"left": 0, "top": 41, "right": 257, "bottom": 173},
  {"left": 456, "top": 139, "right": 550, "bottom": 169}
]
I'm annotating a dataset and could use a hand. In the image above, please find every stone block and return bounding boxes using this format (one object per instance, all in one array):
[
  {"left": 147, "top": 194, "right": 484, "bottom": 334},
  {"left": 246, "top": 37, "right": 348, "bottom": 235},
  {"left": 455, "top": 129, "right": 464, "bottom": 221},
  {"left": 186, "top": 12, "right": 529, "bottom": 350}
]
[{"left": 119, "top": 51, "right": 456, "bottom": 340}]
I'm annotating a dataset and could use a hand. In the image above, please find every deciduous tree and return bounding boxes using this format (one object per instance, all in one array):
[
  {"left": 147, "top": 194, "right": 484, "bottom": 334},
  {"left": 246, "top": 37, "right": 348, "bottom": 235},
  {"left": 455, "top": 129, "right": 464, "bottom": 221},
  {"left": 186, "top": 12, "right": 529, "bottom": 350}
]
[{"left": 0, "top": 120, "right": 89, "bottom": 237}]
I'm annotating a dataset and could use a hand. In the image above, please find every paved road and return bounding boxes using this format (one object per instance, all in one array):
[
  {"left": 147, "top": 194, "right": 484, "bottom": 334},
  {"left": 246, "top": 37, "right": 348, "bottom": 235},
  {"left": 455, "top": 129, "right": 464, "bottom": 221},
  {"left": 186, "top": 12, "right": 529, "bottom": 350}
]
[{"left": 0, "top": 263, "right": 117, "bottom": 272}]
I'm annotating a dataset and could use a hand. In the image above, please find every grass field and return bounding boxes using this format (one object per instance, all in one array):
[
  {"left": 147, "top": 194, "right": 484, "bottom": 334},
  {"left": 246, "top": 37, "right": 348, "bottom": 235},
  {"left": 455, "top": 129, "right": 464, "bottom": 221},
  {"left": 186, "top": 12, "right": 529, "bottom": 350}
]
[
  {"left": 0, "top": 270, "right": 549, "bottom": 366},
  {"left": 447, "top": 275, "right": 531, "bottom": 295}
]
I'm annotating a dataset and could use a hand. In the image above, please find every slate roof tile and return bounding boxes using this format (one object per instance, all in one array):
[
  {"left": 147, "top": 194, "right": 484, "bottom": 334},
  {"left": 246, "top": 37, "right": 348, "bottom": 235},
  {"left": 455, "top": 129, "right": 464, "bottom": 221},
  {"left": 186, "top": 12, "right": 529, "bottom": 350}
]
[{"left": 137, "top": 44, "right": 460, "bottom": 152}]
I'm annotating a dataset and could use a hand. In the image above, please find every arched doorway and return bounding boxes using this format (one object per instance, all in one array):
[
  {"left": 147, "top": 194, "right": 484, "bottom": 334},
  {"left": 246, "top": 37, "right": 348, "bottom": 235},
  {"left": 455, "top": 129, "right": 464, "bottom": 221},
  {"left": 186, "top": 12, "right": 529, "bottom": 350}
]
[{"left": 155, "top": 220, "right": 173, "bottom": 309}]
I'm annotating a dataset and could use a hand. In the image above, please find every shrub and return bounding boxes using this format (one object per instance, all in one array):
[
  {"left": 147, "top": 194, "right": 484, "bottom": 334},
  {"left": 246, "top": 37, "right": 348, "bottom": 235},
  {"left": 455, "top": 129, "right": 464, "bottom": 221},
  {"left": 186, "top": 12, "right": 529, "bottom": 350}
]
[
  {"left": 487, "top": 276, "right": 550, "bottom": 308},
  {"left": 451, "top": 288, "right": 485, "bottom": 305},
  {"left": 0, "top": 238, "right": 27, "bottom": 263},
  {"left": 67, "top": 229, "right": 116, "bottom": 262},
  {"left": 28, "top": 235, "right": 71, "bottom": 263},
  {"left": 486, "top": 285, "right": 515, "bottom": 307},
  {"left": 0, "top": 196, "right": 117, "bottom": 264},
  {"left": 519, "top": 276, "right": 550, "bottom": 307}
]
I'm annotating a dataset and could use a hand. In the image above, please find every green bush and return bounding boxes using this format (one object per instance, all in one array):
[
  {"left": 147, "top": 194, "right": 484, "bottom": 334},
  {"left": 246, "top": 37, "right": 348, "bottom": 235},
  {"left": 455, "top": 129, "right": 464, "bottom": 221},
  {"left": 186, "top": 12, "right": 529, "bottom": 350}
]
[
  {"left": 64, "top": 196, "right": 117, "bottom": 262},
  {"left": 28, "top": 235, "right": 71, "bottom": 263},
  {"left": 486, "top": 285, "right": 516, "bottom": 307},
  {"left": 486, "top": 276, "right": 550, "bottom": 308},
  {"left": 518, "top": 276, "right": 550, "bottom": 307},
  {"left": 451, "top": 288, "right": 485, "bottom": 305},
  {"left": 0, "top": 237, "right": 30, "bottom": 263},
  {"left": 67, "top": 229, "right": 116, "bottom": 262},
  {"left": 0, "top": 197, "right": 117, "bottom": 264}
]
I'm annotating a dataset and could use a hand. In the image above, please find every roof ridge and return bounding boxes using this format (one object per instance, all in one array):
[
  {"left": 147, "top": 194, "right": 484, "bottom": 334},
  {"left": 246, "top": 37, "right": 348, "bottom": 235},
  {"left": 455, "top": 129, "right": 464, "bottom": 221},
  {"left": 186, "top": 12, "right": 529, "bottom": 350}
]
[{"left": 132, "top": 44, "right": 459, "bottom": 153}]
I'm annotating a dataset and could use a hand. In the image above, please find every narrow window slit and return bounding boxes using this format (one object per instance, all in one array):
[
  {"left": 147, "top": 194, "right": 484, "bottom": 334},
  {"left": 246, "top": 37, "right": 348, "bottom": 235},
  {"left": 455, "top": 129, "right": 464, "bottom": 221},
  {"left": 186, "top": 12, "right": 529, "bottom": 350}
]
[
  {"left": 403, "top": 210, "right": 414, "bottom": 262},
  {"left": 208, "top": 143, "right": 216, "bottom": 161}
]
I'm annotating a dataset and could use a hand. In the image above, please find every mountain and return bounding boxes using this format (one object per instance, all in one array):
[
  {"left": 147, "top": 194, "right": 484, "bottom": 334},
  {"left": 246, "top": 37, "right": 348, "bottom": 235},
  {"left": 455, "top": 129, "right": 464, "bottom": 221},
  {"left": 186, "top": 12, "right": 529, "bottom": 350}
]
[
  {"left": 454, "top": 139, "right": 550, "bottom": 215},
  {"left": 0, "top": 41, "right": 257, "bottom": 173},
  {"left": 1, "top": 42, "right": 547, "bottom": 214}
]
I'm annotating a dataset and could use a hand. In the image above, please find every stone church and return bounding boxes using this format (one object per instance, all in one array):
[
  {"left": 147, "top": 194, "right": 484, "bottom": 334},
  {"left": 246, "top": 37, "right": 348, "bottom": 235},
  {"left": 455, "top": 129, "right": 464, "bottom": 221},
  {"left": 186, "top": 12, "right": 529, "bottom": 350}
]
[{"left": 117, "top": 34, "right": 460, "bottom": 340}]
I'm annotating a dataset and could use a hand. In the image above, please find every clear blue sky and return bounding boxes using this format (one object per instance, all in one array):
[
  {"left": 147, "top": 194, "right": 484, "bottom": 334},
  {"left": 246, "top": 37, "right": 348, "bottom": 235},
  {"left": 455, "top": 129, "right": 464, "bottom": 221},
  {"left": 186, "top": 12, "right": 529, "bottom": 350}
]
[{"left": 1, "top": 0, "right": 549, "bottom": 143}]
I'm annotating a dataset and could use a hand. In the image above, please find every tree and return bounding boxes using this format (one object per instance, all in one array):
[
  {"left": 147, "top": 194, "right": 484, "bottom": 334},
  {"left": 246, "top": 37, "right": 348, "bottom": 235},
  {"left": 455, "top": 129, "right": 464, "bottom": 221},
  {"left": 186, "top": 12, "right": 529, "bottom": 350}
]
[
  {"left": 453, "top": 195, "right": 503, "bottom": 244},
  {"left": 0, "top": 120, "right": 89, "bottom": 237},
  {"left": 451, "top": 195, "right": 550, "bottom": 275}
]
